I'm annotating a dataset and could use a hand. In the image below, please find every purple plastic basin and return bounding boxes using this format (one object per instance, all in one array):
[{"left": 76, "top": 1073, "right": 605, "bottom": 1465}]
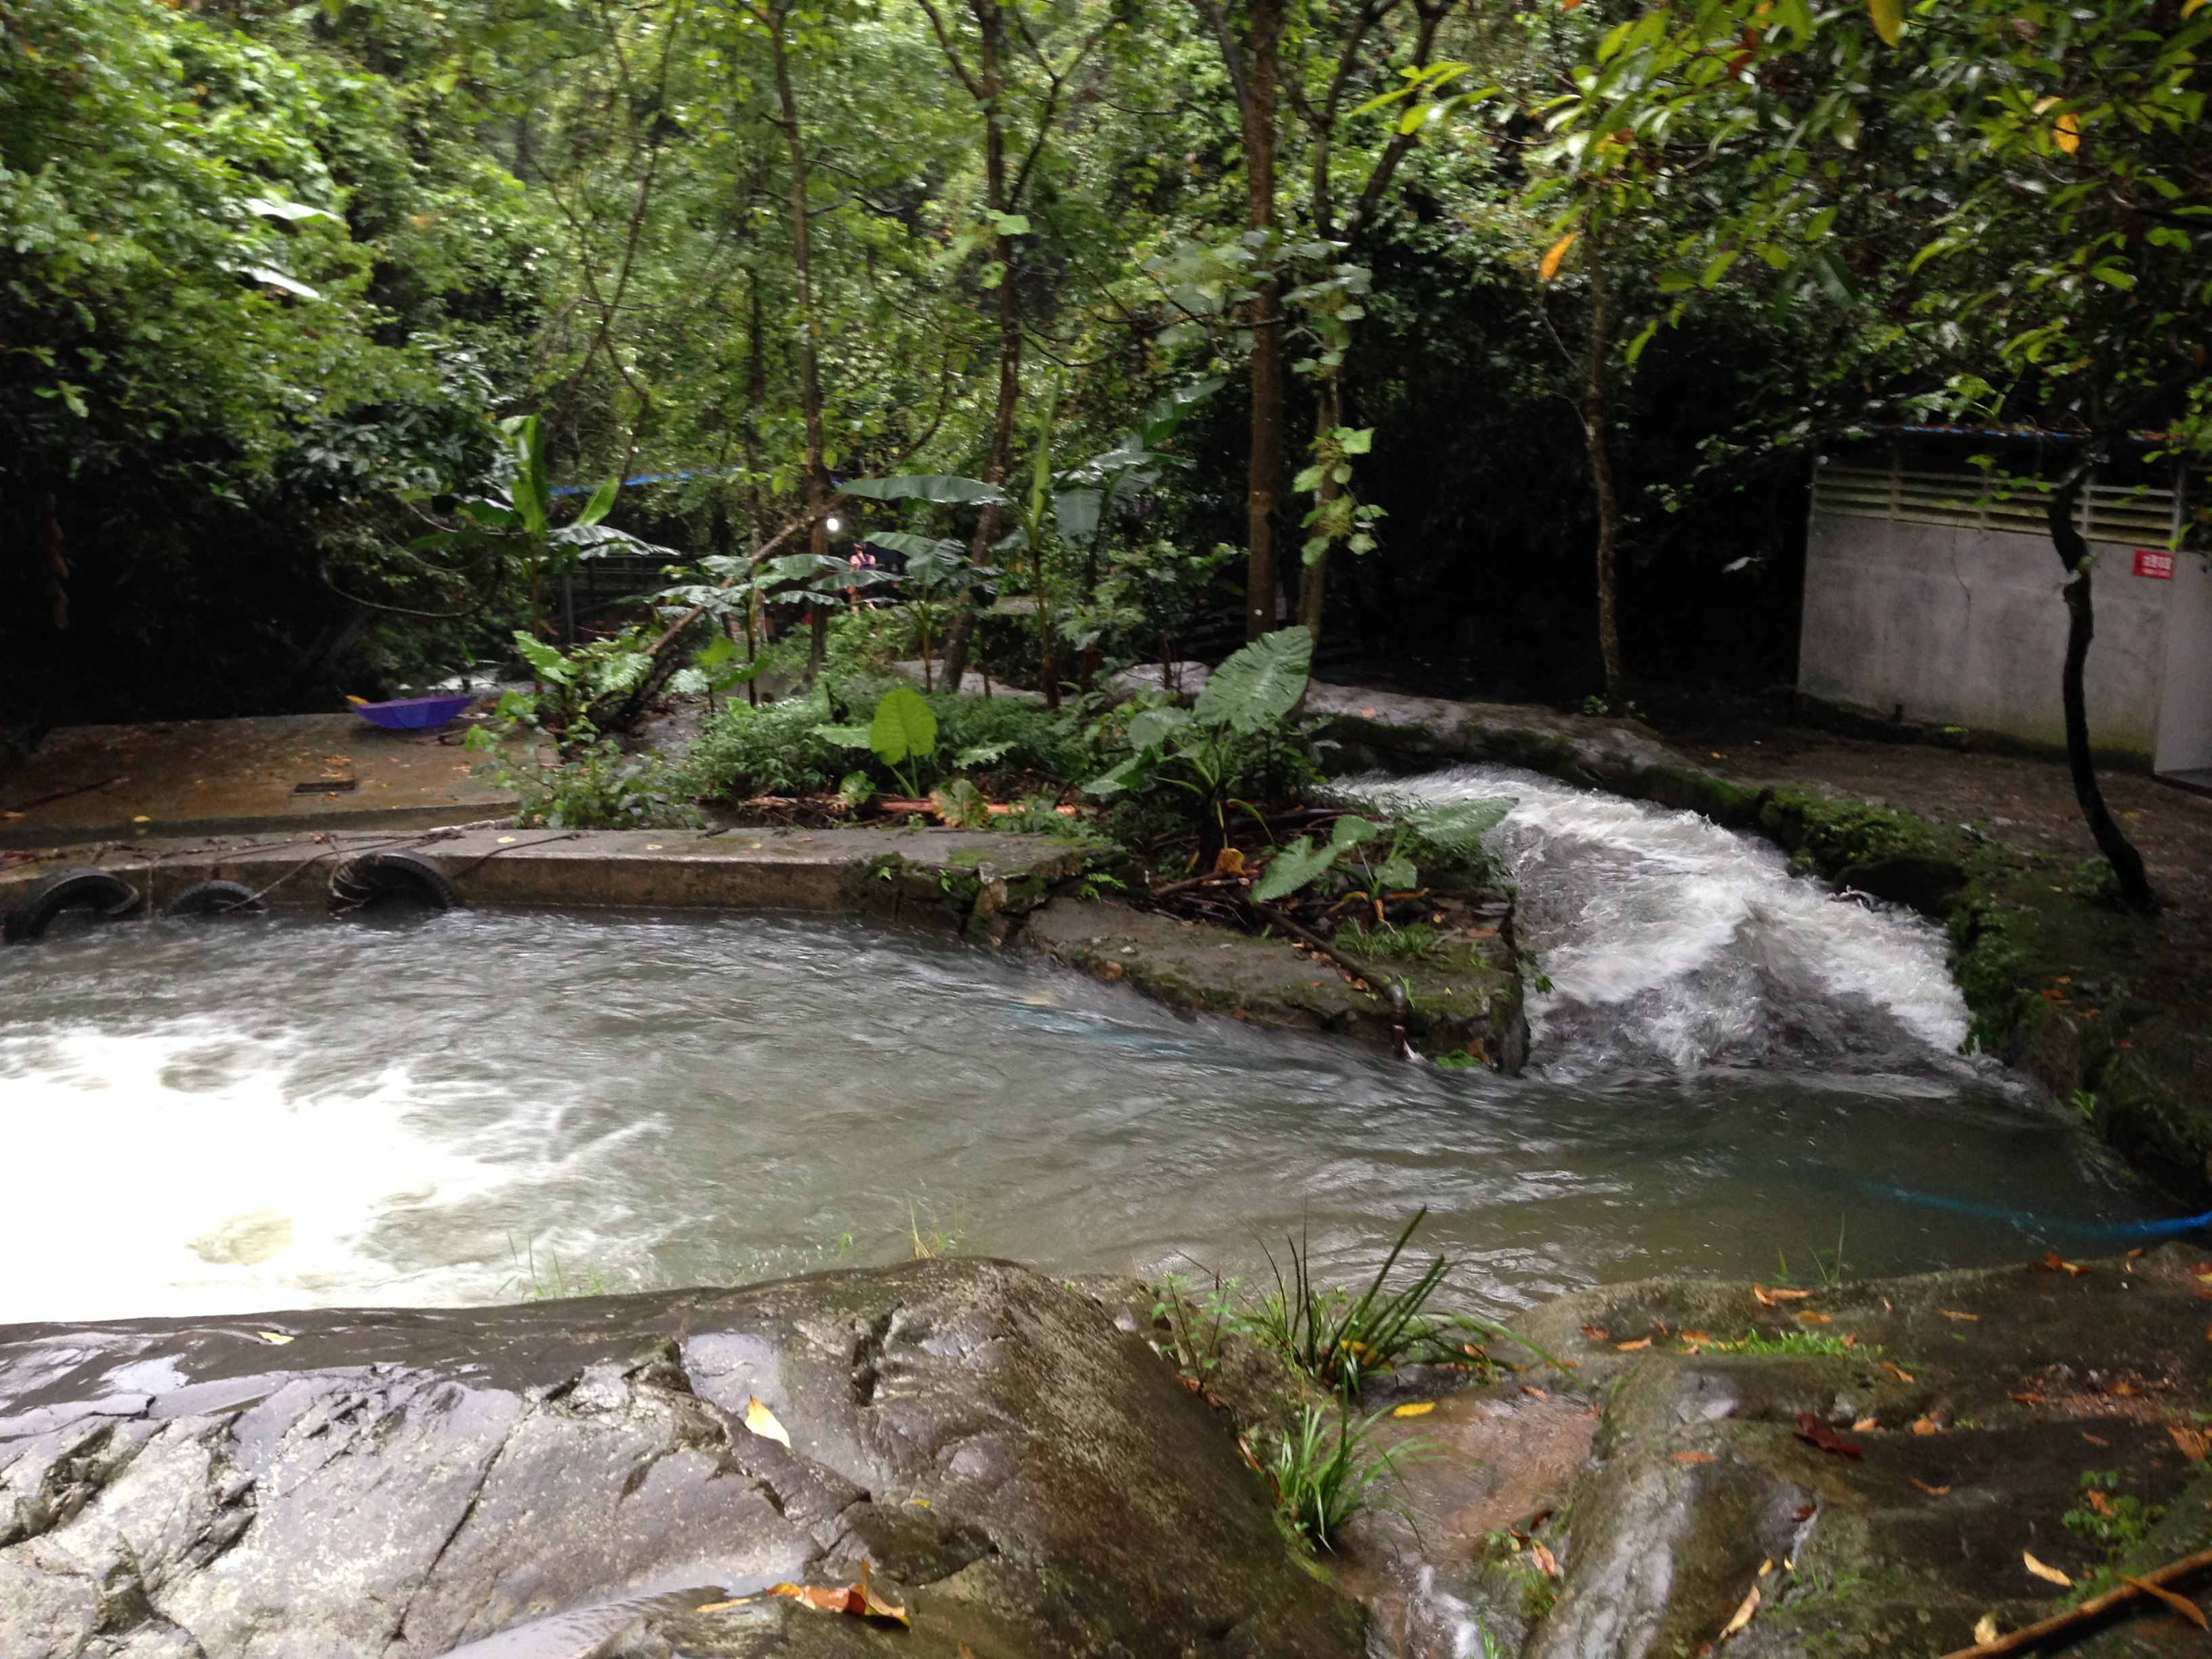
[{"left": 352, "top": 694, "right": 478, "bottom": 731}]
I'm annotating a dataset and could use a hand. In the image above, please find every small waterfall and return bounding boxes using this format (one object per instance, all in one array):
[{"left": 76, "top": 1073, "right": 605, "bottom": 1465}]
[{"left": 1356, "top": 765, "right": 1973, "bottom": 1078}]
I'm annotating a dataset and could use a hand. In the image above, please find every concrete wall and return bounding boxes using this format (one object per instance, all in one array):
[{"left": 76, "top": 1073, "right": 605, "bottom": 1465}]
[{"left": 1799, "top": 514, "right": 2188, "bottom": 760}]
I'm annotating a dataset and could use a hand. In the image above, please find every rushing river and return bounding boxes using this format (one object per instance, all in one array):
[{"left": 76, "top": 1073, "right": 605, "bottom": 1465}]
[{"left": 0, "top": 764, "right": 2163, "bottom": 1324}]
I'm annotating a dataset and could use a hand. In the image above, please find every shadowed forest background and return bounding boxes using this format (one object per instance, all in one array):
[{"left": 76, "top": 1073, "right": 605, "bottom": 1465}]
[{"left": 0, "top": 0, "right": 2203, "bottom": 746}]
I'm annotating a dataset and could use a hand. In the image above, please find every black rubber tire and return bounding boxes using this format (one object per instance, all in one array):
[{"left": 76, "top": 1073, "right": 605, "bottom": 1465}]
[
  {"left": 3, "top": 867, "right": 143, "bottom": 943},
  {"left": 162, "top": 880, "right": 268, "bottom": 920},
  {"left": 327, "top": 850, "right": 464, "bottom": 915}
]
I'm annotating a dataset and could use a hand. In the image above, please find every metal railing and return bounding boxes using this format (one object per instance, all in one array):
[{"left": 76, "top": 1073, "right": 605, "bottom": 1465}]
[{"left": 1813, "top": 461, "right": 2180, "bottom": 544}]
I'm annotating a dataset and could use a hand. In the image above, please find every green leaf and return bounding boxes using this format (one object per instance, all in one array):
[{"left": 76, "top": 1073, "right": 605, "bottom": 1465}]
[
  {"left": 514, "top": 632, "right": 573, "bottom": 684},
  {"left": 1126, "top": 705, "right": 1193, "bottom": 752},
  {"left": 840, "top": 474, "right": 1008, "bottom": 504},
  {"left": 1084, "top": 751, "right": 1157, "bottom": 798},
  {"left": 954, "top": 741, "right": 1011, "bottom": 768},
  {"left": 1376, "top": 855, "right": 1419, "bottom": 890},
  {"left": 869, "top": 684, "right": 939, "bottom": 766},
  {"left": 1867, "top": 0, "right": 1903, "bottom": 45},
  {"left": 989, "top": 211, "right": 1031, "bottom": 236},
  {"left": 1336, "top": 427, "right": 1374, "bottom": 455},
  {"left": 1192, "top": 627, "right": 1314, "bottom": 734},
  {"left": 815, "top": 722, "right": 874, "bottom": 748},
  {"left": 1331, "top": 814, "right": 1382, "bottom": 848},
  {"left": 573, "top": 476, "right": 620, "bottom": 527},
  {"left": 1253, "top": 835, "right": 1345, "bottom": 903}
]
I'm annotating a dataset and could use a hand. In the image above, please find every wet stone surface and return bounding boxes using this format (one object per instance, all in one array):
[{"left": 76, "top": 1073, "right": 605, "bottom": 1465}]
[
  {"left": 0, "top": 1258, "right": 1363, "bottom": 1658},
  {"left": 1493, "top": 1245, "right": 2212, "bottom": 1659}
]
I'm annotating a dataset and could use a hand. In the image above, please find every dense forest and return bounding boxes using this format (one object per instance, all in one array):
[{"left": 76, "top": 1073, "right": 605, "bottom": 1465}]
[{"left": 1, "top": 0, "right": 2206, "bottom": 741}]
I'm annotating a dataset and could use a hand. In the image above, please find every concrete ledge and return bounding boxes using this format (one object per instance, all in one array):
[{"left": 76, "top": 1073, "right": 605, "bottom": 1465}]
[{"left": 0, "top": 825, "right": 1099, "bottom": 939}]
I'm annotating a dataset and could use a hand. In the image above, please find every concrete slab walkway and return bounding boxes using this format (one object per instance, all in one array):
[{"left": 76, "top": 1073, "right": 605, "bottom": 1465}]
[{"left": 0, "top": 712, "right": 517, "bottom": 848}]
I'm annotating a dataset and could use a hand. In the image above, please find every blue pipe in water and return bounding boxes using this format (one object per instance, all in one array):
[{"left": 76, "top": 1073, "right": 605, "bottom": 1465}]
[{"left": 1858, "top": 1180, "right": 2212, "bottom": 1242}]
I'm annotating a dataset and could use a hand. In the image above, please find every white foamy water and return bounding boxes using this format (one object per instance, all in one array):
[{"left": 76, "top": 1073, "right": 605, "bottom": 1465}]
[
  {"left": 0, "top": 1020, "right": 524, "bottom": 1321},
  {"left": 1355, "top": 765, "right": 1972, "bottom": 1076}
]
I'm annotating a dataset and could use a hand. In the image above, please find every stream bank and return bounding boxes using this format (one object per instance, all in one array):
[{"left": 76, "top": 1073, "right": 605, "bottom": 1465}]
[
  {"left": 1307, "top": 681, "right": 2212, "bottom": 1205},
  {"left": 7, "top": 1250, "right": 2209, "bottom": 1658}
]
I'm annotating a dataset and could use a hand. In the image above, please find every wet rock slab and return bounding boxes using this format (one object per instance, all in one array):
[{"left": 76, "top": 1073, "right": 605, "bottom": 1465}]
[
  {"left": 1020, "top": 896, "right": 1529, "bottom": 1069},
  {"left": 0, "top": 1258, "right": 1363, "bottom": 1658},
  {"left": 1499, "top": 1246, "right": 2212, "bottom": 1658}
]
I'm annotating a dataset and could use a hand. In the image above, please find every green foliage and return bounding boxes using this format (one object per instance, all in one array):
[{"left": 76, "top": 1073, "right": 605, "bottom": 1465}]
[
  {"left": 690, "top": 690, "right": 850, "bottom": 798},
  {"left": 1265, "top": 1400, "right": 1414, "bottom": 1552},
  {"left": 1252, "top": 800, "right": 1515, "bottom": 911},
  {"left": 1087, "top": 628, "right": 1319, "bottom": 856},
  {"left": 480, "top": 734, "right": 702, "bottom": 831},
  {"left": 1254, "top": 1210, "right": 1457, "bottom": 1393}
]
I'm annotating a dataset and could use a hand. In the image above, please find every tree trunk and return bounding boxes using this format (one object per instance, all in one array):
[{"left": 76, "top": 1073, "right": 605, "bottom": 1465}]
[
  {"left": 1580, "top": 245, "right": 1625, "bottom": 701},
  {"left": 34, "top": 487, "right": 66, "bottom": 630},
  {"left": 1241, "top": 0, "right": 1286, "bottom": 640},
  {"left": 933, "top": 0, "right": 1021, "bottom": 695},
  {"left": 2048, "top": 471, "right": 2157, "bottom": 913},
  {"left": 767, "top": 7, "right": 833, "bottom": 687}
]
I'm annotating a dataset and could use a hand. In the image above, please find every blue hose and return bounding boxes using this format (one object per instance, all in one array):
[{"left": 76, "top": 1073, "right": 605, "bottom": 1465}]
[{"left": 1858, "top": 1180, "right": 2212, "bottom": 1242}]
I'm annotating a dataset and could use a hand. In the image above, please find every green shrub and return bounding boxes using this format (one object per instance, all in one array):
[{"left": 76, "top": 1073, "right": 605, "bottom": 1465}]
[
  {"left": 689, "top": 689, "right": 847, "bottom": 798},
  {"left": 489, "top": 737, "right": 703, "bottom": 830}
]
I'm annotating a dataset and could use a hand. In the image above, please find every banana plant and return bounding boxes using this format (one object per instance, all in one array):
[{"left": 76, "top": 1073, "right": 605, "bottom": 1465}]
[{"left": 415, "top": 413, "right": 665, "bottom": 644}]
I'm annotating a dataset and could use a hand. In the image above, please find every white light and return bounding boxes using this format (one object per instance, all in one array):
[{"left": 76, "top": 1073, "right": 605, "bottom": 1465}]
[{"left": 825, "top": 516, "right": 842, "bottom": 534}]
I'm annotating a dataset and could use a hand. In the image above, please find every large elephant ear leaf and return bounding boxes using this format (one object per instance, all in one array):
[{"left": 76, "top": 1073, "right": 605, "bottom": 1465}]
[
  {"left": 1193, "top": 626, "right": 1313, "bottom": 734},
  {"left": 841, "top": 474, "right": 1007, "bottom": 504},
  {"left": 1251, "top": 835, "right": 1343, "bottom": 903},
  {"left": 869, "top": 684, "right": 939, "bottom": 766}
]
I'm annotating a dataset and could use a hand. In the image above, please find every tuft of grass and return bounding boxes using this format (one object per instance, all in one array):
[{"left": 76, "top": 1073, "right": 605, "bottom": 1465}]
[
  {"left": 906, "top": 1199, "right": 969, "bottom": 1259},
  {"left": 1261, "top": 1397, "right": 1418, "bottom": 1551},
  {"left": 504, "top": 1231, "right": 620, "bottom": 1299},
  {"left": 1254, "top": 1210, "right": 1456, "bottom": 1391}
]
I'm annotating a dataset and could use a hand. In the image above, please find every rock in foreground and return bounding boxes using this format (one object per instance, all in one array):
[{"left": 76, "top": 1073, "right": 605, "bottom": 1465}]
[{"left": 0, "top": 1258, "right": 1364, "bottom": 1658}]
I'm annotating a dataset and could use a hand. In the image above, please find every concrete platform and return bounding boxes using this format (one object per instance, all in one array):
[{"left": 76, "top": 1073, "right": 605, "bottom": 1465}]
[
  {"left": 0, "top": 712, "right": 518, "bottom": 848},
  {"left": 0, "top": 824, "right": 1097, "bottom": 939}
]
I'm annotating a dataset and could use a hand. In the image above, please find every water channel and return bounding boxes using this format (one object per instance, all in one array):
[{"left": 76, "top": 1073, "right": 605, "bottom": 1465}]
[{"left": 0, "top": 763, "right": 2162, "bottom": 1324}]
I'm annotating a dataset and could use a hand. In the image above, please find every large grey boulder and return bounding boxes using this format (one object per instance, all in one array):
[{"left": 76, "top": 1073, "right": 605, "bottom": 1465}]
[{"left": 0, "top": 1258, "right": 1364, "bottom": 1658}]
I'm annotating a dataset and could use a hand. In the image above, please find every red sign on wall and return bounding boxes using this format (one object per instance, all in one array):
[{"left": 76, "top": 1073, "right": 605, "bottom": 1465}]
[{"left": 2134, "top": 549, "right": 2175, "bottom": 580}]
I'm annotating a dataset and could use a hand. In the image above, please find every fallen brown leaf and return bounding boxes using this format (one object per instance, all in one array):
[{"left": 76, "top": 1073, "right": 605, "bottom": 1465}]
[
  {"left": 1754, "top": 1284, "right": 1814, "bottom": 1305},
  {"left": 745, "top": 1397, "right": 792, "bottom": 1448},
  {"left": 766, "top": 1579, "right": 911, "bottom": 1626},
  {"left": 2024, "top": 1551, "right": 2072, "bottom": 1589},
  {"left": 1973, "top": 1613, "right": 2000, "bottom": 1644},
  {"left": 2168, "top": 1425, "right": 2212, "bottom": 1461},
  {"left": 1912, "top": 1416, "right": 1940, "bottom": 1437},
  {"left": 1795, "top": 1311, "right": 1834, "bottom": 1325},
  {"left": 1942, "top": 1309, "right": 1980, "bottom": 1322},
  {"left": 1795, "top": 1412, "right": 1864, "bottom": 1458},
  {"left": 1530, "top": 1541, "right": 1560, "bottom": 1579},
  {"left": 2086, "top": 1490, "right": 2116, "bottom": 1517},
  {"left": 1580, "top": 1326, "right": 1610, "bottom": 1341},
  {"left": 1909, "top": 1477, "right": 1950, "bottom": 1496},
  {"left": 2032, "top": 1252, "right": 2089, "bottom": 1275},
  {"left": 2011, "top": 1391, "right": 2047, "bottom": 1405},
  {"left": 2083, "top": 1432, "right": 2111, "bottom": 1447},
  {"left": 2109, "top": 1380, "right": 2139, "bottom": 1397},
  {"left": 1719, "top": 1583, "right": 1760, "bottom": 1638},
  {"left": 1853, "top": 1416, "right": 1879, "bottom": 1431},
  {"left": 1617, "top": 1336, "right": 1653, "bottom": 1352},
  {"left": 1791, "top": 1504, "right": 1818, "bottom": 1523},
  {"left": 1881, "top": 1360, "right": 1917, "bottom": 1384},
  {"left": 1680, "top": 1328, "right": 1713, "bottom": 1345},
  {"left": 1520, "top": 1385, "right": 1550, "bottom": 1401},
  {"left": 1671, "top": 1450, "right": 1718, "bottom": 1464},
  {"left": 2123, "top": 1574, "right": 2209, "bottom": 1630}
]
